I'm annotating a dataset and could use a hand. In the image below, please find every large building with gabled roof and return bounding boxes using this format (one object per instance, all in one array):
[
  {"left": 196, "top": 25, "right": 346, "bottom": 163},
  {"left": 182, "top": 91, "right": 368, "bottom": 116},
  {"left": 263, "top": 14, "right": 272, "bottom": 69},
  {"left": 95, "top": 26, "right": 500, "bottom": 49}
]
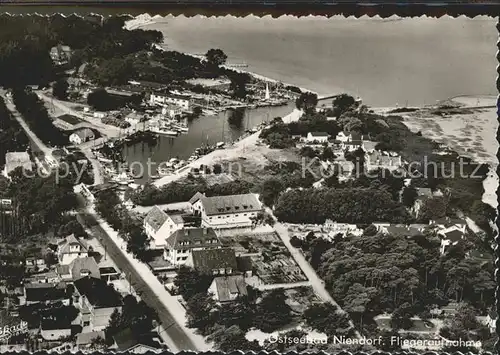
[
  {"left": 143, "top": 206, "right": 185, "bottom": 249},
  {"left": 163, "top": 227, "right": 221, "bottom": 266},
  {"left": 58, "top": 234, "right": 89, "bottom": 265},
  {"left": 190, "top": 193, "right": 262, "bottom": 229}
]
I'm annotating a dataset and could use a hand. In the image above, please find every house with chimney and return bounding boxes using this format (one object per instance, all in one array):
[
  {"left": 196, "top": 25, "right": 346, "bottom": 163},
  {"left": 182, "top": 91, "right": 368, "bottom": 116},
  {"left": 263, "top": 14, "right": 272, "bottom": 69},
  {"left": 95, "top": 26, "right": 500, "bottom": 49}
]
[
  {"left": 190, "top": 193, "right": 263, "bottom": 229},
  {"left": 188, "top": 248, "right": 238, "bottom": 276},
  {"left": 143, "top": 206, "right": 187, "bottom": 249},
  {"left": 73, "top": 276, "right": 123, "bottom": 331},
  {"left": 208, "top": 275, "right": 248, "bottom": 303},
  {"left": 56, "top": 256, "right": 101, "bottom": 282},
  {"left": 163, "top": 227, "right": 221, "bottom": 267},
  {"left": 58, "top": 234, "right": 89, "bottom": 265},
  {"left": 305, "top": 132, "right": 329, "bottom": 144}
]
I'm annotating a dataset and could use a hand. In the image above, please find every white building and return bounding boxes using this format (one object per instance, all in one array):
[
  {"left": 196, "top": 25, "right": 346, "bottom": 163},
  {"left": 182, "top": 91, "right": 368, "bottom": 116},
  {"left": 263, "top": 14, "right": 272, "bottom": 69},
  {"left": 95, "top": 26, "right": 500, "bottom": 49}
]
[
  {"left": 190, "top": 193, "right": 263, "bottom": 229},
  {"left": 57, "top": 234, "right": 89, "bottom": 265},
  {"left": 143, "top": 206, "right": 185, "bottom": 249},
  {"left": 305, "top": 132, "right": 329, "bottom": 144},
  {"left": 69, "top": 128, "right": 95, "bottom": 145},
  {"left": 335, "top": 131, "right": 352, "bottom": 143},
  {"left": 439, "top": 229, "right": 466, "bottom": 254},
  {"left": 3, "top": 152, "right": 32, "bottom": 178},
  {"left": 208, "top": 275, "right": 248, "bottom": 303},
  {"left": 150, "top": 92, "right": 190, "bottom": 110},
  {"left": 163, "top": 227, "right": 221, "bottom": 266}
]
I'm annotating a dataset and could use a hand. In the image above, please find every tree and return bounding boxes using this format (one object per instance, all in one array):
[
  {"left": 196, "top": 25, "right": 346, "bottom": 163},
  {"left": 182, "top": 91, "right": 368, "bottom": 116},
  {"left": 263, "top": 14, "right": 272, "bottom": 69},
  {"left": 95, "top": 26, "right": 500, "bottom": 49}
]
[
  {"left": 304, "top": 302, "right": 351, "bottom": 336},
  {"left": 402, "top": 186, "right": 418, "bottom": 208},
  {"left": 212, "top": 164, "right": 222, "bottom": 174},
  {"left": 391, "top": 304, "right": 414, "bottom": 330},
  {"left": 332, "top": 94, "right": 356, "bottom": 118},
  {"left": 295, "top": 92, "right": 318, "bottom": 114},
  {"left": 52, "top": 78, "right": 69, "bottom": 100},
  {"left": 259, "top": 177, "right": 285, "bottom": 207},
  {"left": 229, "top": 72, "right": 250, "bottom": 99},
  {"left": 126, "top": 224, "right": 149, "bottom": 261},
  {"left": 253, "top": 290, "right": 293, "bottom": 332},
  {"left": 174, "top": 266, "right": 213, "bottom": 301},
  {"left": 205, "top": 49, "right": 227, "bottom": 66},
  {"left": 87, "top": 88, "right": 112, "bottom": 111},
  {"left": 363, "top": 224, "right": 378, "bottom": 236},
  {"left": 418, "top": 196, "right": 448, "bottom": 222},
  {"left": 186, "top": 292, "right": 217, "bottom": 333}
]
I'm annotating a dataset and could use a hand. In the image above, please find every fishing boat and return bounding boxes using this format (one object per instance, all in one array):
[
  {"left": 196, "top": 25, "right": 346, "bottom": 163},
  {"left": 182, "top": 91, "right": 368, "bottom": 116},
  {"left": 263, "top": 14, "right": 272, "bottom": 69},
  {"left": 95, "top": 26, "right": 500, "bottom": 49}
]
[{"left": 216, "top": 142, "right": 225, "bottom": 149}]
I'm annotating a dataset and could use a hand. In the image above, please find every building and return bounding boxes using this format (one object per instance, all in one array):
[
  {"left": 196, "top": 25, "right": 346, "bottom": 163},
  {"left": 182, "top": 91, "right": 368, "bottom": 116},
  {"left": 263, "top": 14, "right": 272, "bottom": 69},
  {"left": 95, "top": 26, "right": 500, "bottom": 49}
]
[
  {"left": 188, "top": 248, "right": 237, "bottom": 275},
  {"left": 73, "top": 276, "right": 122, "bottom": 331},
  {"left": 343, "top": 132, "right": 363, "bottom": 151},
  {"left": 144, "top": 206, "right": 187, "bottom": 249},
  {"left": 26, "top": 270, "right": 59, "bottom": 284},
  {"left": 49, "top": 44, "right": 72, "bottom": 65},
  {"left": 431, "top": 217, "right": 467, "bottom": 234},
  {"left": 305, "top": 132, "right": 329, "bottom": 143},
  {"left": 439, "top": 229, "right": 466, "bottom": 254},
  {"left": 149, "top": 92, "right": 190, "bottom": 110},
  {"left": 40, "top": 319, "right": 72, "bottom": 341},
  {"left": 484, "top": 310, "right": 497, "bottom": 333},
  {"left": 208, "top": 275, "right": 248, "bottom": 303},
  {"left": 335, "top": 131, "right": 352, "bottom": 143},
  {"left": 76, "top": 330, "right": 106, "bottom": 351},
  {"left": 58, "top": 234, "right": 89, "bottom": 265},
  {"left": 3, "top": 152, "right": 32, "bottom": 178},
  {"left": 190, "top": 193, "right": 263, "bottom": 229},
  {"left": 385, "top": 224, "right": 424, "bottom": 238},
  {"left": 365, "top": 150, "right": 402, "bottom": 171},
  {"left": 25, "top": 256, "right": 47, "bottom": 273},
  {"left": 163, "top": 227, "right": 221, "bottom": 266},
  {"left": 22, "top": 282, "right": 69, "bottom": 306},
  {"left": 69, "top": 257, "right": 101, "bottom": 281},
  {"left": 111, "top": 328, "right": 163, "bottom": 353},
  {"left": 69, "top": 128, "right": 95, "bottom": 145}
]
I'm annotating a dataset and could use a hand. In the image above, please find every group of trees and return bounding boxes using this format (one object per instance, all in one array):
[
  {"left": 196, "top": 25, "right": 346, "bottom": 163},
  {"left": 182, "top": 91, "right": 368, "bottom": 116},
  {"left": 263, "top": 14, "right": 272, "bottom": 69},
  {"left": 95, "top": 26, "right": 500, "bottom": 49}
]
[
  {"left": 174, "top": 266, "right": 298, "bottom": 351},
  {"left": 130, "top": 178, "right": 254, "bottom": 206},
  {"left": 106, "top": 295, "right": 158, "bottom": 344},
  {"left": 294, "top": 229, "right": 496, "bottom": 328},
  {"left": 274, "top": 187, "right": 412, "bottom": 224},
  {"left": 12, "top": 87, "right": 67, "bottom": 146},
  {"left": 0, "top": 97, "right": 30, "bottom": 167},
  {"left": 95, "top": 189, "right": 149, "bottom": 260},
  {"left": 87, "top": 88, "right": 143, "bottom": 112}
]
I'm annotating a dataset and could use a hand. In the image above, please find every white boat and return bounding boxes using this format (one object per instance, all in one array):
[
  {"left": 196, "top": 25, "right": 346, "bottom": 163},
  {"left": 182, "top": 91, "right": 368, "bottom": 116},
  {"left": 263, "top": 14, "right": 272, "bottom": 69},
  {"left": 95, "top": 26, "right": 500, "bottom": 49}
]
[
  {"left": 149, "top": 127, "right": 179, "bottom": 137},
  {"left": 113, "top": 172, "right": 134, "bottom": 185},
  {"left": 216, "top": 142, "right": 225, "bottom": 149},
  {"left": 97, "top": 156, "right": 113, "bottom": 163}
]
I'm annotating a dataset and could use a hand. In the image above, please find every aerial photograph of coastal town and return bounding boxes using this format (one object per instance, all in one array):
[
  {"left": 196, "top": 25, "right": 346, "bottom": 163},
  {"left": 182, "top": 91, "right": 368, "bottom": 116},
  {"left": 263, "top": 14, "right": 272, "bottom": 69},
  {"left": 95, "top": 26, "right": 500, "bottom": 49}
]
[{"left": 0, "top": 13, "right": 497, "bottom": 353}]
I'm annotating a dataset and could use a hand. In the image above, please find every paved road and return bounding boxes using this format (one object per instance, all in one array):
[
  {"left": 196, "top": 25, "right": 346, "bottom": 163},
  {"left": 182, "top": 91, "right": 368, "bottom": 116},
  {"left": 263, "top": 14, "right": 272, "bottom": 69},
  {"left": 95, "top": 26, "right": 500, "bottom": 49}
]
[
  {"left": 1, "top": 91, "right": 53, "bottom": 158},
  {"left": 268, "top": 208, "right": 361, "bottom": 339},
  {"left": 75, "top": 197, "right": 201, "bottom": 352}
]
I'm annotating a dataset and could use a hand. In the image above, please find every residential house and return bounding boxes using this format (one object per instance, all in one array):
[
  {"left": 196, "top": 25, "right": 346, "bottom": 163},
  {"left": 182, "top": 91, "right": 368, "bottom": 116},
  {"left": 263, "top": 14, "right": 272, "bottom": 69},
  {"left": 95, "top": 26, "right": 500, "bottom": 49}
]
[
  {"left": 236, "top": 256, "right": 253, "bottom": 278},
  {"left": 365, "top": 150, "right": 402, "bottom": 171},
  {"left": 144, "top": 206, "right": 186, "bottom": 249},
  {"left": 362, "top": 140, "right": 378, "bottom": 152},
  {"left": 149, "top": 92, "right": 190, "bottom": 110},
  {"left": 385, "top": 224, "right": 424, "bottom": 239},
  {"left": 110, "top": 328, "right": 163, "bottom": 354},
  {"left": 40, "top": 318, "right": 72, "bottom": 341},
  {"left": 163, "top": 227, "right": 221, "bottom": 266},
  {"left": 25, "top": 256, "right": 47, "bottom": 273},
  {"left": 190, "top": 193, "right": 263, "bottom": 229},
  {"left": 412, "top": 187, "right": 433, "bottom": 217},
  {"left": 69, "top": 128, "right": 95, "bottom": 145},
  {"left": 343, "top": 132, "right": 363, "bottom": 151},
  {"left": 208, "top": 275, "right": 248, "bottom": 303},
  {"left": 70, "top": 257, "right": 101, "bottom": 281},
  {"left": 22, "top": 282, "right": 69, "bottom": 306},
  {"left": 439, "top": 229, "right": 467, "bottom": 255},
  {"left": 188, "top": 248, "right": 237, "bottom": 276},
  {"left": 335, "top": 131, "right": 351, "bottom": 143},
  {"left": 305, "top": 132, "right": 329, "bottom": 144},
  {"left": 430, "top": 217, "right": 467, "bottom": 234},
  {"left": 26, "top": 270, "right": 59, "bottom": 284},
  {"left": 49, "top": 44, "right": 72, "bottom": 65},
  {"left": 3, "top": 152, "right": 32, "bottom": 178},
  {"left": 484, "top": 310, "right": 497, "bottom": 333},
  {"left": 73, "top": 276, "right": 123, "bottom": 331},
  {"left": 58, "top": 234, "right": 89, "bottom": 265},
  {"left": 76, "top": 330, "right": 106, "bottom": 351}
]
